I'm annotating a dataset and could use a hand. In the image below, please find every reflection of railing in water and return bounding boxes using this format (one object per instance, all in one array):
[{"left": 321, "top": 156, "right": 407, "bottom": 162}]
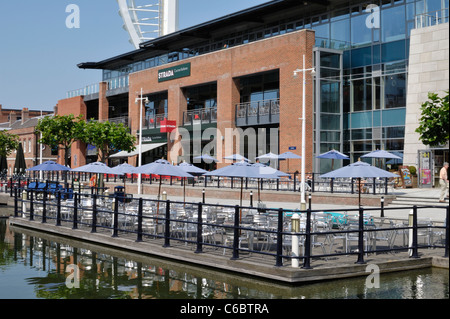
[{"left": 14, "top": 187, "right": 449, "bottom": 269}]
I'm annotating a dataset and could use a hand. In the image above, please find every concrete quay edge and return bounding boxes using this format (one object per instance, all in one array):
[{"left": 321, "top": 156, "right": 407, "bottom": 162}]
[{"left": 8, "top": 217, "right": 448, "bottom": 284}]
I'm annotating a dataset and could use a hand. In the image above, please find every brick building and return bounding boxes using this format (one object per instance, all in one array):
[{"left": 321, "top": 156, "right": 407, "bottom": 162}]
[
  {"left": 58, "top": 0, "right": 449, "bottom": 181},
  {"left": 0, "top": 107, "right": 56, "bottom": 175}
]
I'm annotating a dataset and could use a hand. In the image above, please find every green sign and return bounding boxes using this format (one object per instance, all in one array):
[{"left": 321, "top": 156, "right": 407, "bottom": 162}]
[{"left": 158, "top": 63, "right": 191, "bottom": 82}]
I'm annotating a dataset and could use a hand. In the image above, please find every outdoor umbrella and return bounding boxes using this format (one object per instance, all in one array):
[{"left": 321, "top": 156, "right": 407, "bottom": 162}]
[
  {"left": 361, "top": 150, "right": 402, "bottom": 160},
  {"left": 320, "top": 161, "right": 397, "bottom": 206},
  {"left": 256, "top": 152, "right": 281, "bottom": 160},
  {"left": 193, "top": 154, "right": 218, "bottom": 163},
  {"left": 72, "top": 162, "right": 120, "bottom": 175},
  {"left": 204, "top": 161, "right": 279, "bottom": 219},
  {"left": 361, "top": 150, "right": 402, "bottom": 169},
  {"left": 110, "top": 163, "right": 137, "bottom": 190},
  {"left": 27, "top": 161, "right": 71, "bottom": 172},
  {"left": 316, "top": 149, "right": 349, "bottom": 170},
  {"left": 223, "top": 154, "right": 250, "bottom": 162},
  {"left": 251, "top": 163, "right": 289, "bottom": 202},
  {"left": 278, "top": 151, "right": 301, "bottom": 172},
  {"left": 14, "top": 143, "right": 27, "bottom": 176},
  {"left": 72, "top": 162, "right": 121, "bottom": 191},
  {"left": 134, "top": 159, "right": 194, "bottom": 209},
  {"left": 178, "top": 162, "right": 207, "bottom": 204}
]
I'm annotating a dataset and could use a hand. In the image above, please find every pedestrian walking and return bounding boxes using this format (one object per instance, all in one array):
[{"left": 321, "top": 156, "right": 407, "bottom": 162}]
[{"left": 439, "top": 162, "right": 449, "bottom": 202}]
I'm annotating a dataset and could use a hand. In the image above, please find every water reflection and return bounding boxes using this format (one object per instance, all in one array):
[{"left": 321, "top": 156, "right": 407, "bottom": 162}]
[{"left": 0, "top": 219, "right": 448, "bottom": 299}]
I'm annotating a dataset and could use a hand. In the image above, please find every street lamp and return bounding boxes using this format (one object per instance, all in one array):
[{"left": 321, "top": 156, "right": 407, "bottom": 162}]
[
  {"left": 293, "top": 54, "right": 316, "bottom": 210},
  {"left": 135, "top": 88, "right": 149, "bottom": 195}
]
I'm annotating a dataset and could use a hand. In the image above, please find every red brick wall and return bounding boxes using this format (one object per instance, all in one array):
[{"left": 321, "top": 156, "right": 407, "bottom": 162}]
[{"left": 129, "top": 29, "right": 316, "bottom": 172}]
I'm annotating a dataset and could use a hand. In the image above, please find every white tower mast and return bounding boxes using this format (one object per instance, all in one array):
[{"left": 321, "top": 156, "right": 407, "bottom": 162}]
[{"left": 117, "top": 0, "right": 179, "bottom": 49}]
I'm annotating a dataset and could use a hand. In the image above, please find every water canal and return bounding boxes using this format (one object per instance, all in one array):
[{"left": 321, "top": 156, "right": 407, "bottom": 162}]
[{"left": 1, "top": 217, "right": 448, "bottom": 300}]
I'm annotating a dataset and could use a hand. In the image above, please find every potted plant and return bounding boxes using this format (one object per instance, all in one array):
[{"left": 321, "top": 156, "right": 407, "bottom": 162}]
[{"left": 408, "top": 166, "right": 418, "bottom": 188}]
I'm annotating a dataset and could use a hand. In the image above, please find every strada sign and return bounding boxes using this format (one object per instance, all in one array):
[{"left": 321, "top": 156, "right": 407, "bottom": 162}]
[{"left": 158, "top": 63, "right": 191, "bottom": 82}]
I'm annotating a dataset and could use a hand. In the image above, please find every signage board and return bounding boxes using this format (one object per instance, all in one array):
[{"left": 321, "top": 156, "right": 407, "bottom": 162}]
[
  {"left": 289, "top": 146, "right": 297, "bottom": 150},
  {"left": 160, "top": 120, "right": 177, "bottom": 133},
  {"left": 158, "top": 63, "right": 191, "bottom": 82}
]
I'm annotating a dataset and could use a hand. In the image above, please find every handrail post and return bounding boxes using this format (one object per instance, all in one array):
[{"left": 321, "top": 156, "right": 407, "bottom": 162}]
[
  {"left": 410, "top": 205, "right": 420, "bottom": 259},
  {"left": 163, "top": 200, "right": 171, "bottom": 247},
  {"left": 72, "top": 192, "right": 78, "bottom": 229},
  {"left": 195, "top": 202, "right": 203, "bottom": 254},
  {"left": 136, "top": 198, "right": 143, "bottom": 242},
  {"left": 112, "top": 195, "right": 119, "bottom": 237},
  {"left": 91, "top": 194, "right": 97, "bottom": 233},
  {"left": 231, "top": 205, "right": 240, "bottom": 260},
  {"left": 275, "top": 208, "right": 283, "bottom": 267},
  {"left": 29, "top": 190, "right": 34, "bottom": 221},
  {"left": 302, "top": 208, "right": 312, "bottom": 269},
  {"left": 444, "top": 206, "right": 449, "bottom": 258},
  {"left": 355, "top": 206, "right": 366, "bottom": 264},
  {"left": 14, "top": 187, "right": 18, "bottom": 218},
  {"left": 42, "top": 190, "right": 47, "bottom": 224},
  {"left": 55, "top": 191, "right": 62, "bottom": 226}
]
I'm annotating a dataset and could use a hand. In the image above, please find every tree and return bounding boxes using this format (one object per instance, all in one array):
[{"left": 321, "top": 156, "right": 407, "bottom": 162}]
[
  {"left": 415, "top": 91, "right": 449, "bottom": 147},
  {"left": 36, "top": 114, "right": 85, "bottom": 167},
  {"left": 0, "top": 130, "right": 19, "bottom": 157},
  {"left": 81, "top": 120, "right": 136, "bottom": 163}
]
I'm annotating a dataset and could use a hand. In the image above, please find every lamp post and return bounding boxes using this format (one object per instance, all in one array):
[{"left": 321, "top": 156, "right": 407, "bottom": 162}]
[
  {"left": 293, "top": 55, "right": 316, "bottom": 210},
  {"left": 135, "top": 88, "right": 149, "bottom": 195}
]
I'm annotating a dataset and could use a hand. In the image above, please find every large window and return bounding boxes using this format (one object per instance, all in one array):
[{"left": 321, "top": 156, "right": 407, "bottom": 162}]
[
  {"left": 240, "top": 71, "right": 279, "bottom": 104},
  {"left": 185, "top": 83, "right": 217, "bottom": 111},
  {"left": 381, "top": 5, "right": 406, "bottom": 42},
  {"left": 384, "top": 73, "right": 406, "bottom": 109}
]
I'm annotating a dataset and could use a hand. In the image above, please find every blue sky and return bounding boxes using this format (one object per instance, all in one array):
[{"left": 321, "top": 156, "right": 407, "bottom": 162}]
[{"left": 0, "top": 0, "right": 267, "bottom": 111}]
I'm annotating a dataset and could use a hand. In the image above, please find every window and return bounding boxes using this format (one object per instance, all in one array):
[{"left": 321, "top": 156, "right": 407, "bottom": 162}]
[
  {"left": 351, "top": 13, "right": 372, "bottom": 47},
  {"left": 384, "top": 73, "right": 406, "bottom": 109},
  {"left": 381, "top": 5, "right": 406, "bottom": 42},
  {"left": 353, "top": 79, "right": 372, "bottom": 111}
]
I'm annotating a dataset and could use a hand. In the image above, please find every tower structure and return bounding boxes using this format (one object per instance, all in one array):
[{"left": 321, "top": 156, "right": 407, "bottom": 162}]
[{"left": 117, "top": 0, "right": 179, "bottom": 49}]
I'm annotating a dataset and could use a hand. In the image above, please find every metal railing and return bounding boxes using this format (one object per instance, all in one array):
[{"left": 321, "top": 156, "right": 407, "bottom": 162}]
[
  {"left": 183, "top": 107, "right": 217, "bottom": 126},
  {"left": 415, "top": 8, "right": 449, "bottom": 29},
  {"left": 13, "top": 187, "right": 449, "bottom": 268},
  {"left": 236, "top": 98, "right": 280, "bottom": 126}
]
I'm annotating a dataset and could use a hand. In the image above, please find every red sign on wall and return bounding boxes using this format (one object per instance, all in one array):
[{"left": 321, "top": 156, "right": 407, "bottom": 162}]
[{"left": 160, "top": 119, "right": 177, "bottom": 133}]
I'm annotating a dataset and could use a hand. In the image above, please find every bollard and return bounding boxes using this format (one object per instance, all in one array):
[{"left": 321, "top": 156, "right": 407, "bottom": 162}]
[
  {"left": 380, "top": 196, "right": 385, "bottom": 218},
  {"left": 22, "top": 189, "right": 27, "bottom": 217},
  {"left": 202, "top": 189, "right": 205, "bottom": 204},
  {"left": 291, "top": 213, "right": 300, "bottom": 268},
  {"left": 162, "top": 191, "right": 167, "bottom": 201},
  {"left": 302, "top": 208, "right": 312, "bottom": 269},
  {"left": 409, "top": 206, "right": 419, "bottom": 258},
  {"left": 250, "top": 191, "right": 253, "bottom": 207}
]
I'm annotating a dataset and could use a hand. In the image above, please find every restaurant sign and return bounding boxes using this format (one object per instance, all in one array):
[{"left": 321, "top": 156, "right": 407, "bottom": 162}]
[
  {"left": 158, "top": 63, "right": 191, "bottom": 82},
  {"left": 160, "top": 119, "right": 177, "bottom": 133}
]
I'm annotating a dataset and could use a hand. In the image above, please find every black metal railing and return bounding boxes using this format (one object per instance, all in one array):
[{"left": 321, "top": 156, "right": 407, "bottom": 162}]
[{"left": 13, "top": 187, "right": 449, "bottom": 268}]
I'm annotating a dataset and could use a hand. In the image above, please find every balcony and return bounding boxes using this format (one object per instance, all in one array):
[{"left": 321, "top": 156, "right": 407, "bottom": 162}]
[
  {"left": 415, "top": 8, "right": 449, "bottom": 29},
  {"left": 145, "top": 113, "right": 167, "bottom": 130},
  {"left": 183, "top": 107, "right": 217, "bottom": 126},
  {"left": 235, "top": 98, "right": 280, "bottom": 127}
]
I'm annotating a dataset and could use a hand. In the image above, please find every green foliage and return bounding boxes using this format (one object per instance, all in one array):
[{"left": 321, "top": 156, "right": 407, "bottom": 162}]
[
  {"left": 408, "top": 166, "right": 417, "bottom": 176},
  {"left": 415, "top": 91, "right": 449, "bottom": 147},
  {"left": 0, "top": 130, "right": 19, "bottom": 157},
  {"left": 36, "top": 114, "right": 85, "bottom": 166},
  {"left": 81, "top": 120, "right": 136, "bottom": 162}
]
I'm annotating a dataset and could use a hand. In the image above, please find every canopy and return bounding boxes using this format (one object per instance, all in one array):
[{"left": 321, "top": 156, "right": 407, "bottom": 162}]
[
  {"left": 110, "top": 163, "right": 137, "bottom": 174},
  {"left": 193, "top": 154, "right": 218, "bottom": 163},
  {"left": 320, "top": 161, "right": 397, "bottom": 206},
  {"left": 320, "top": 161, "right": 397, "bottom": 179},
  {"left": 134, "top": 159, "right": 193, "bottom": 178},
  {"left": 251, "top": 163, "right": 290, "bottom": 177},
  {"left": 316, "top": 149, "right": 349, "bottom": 160},
  {"left": 361, "top": 150, "right": 402, "bottom": 160},
  {"left": 204, "top": 161, "right": 279, "bottom": 179},
  {"left": 27, "top": 161, "right": 71, "bottom": 172},
  {"left": 110, "top": 143, "right": 167, "bottom": 158},
  {"left": 256, "top": 152, "right": 282, "bottom": 160},
  {"left": 14, "top": 143, "right": 27, "bottom": 175},
  {"left": 177, "top": 162, "right": 207, "bottom": 174},
  {"left": 72, "top": 162, "right": 121, "bottom": 175},
  {"left": 223, "top": 154, "right": 250, "bottom": 162},
  {"left": 278, "top": 151, "right": 301, "bottom": 159}
]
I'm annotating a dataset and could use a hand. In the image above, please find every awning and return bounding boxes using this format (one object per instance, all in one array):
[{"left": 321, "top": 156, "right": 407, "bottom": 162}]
[{"left": 110, "top": 142, "right": 167, "bottom": 158}]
